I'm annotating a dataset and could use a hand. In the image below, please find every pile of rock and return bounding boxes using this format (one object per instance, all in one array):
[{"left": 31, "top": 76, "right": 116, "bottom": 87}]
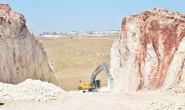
[{"left": 0, "top": 79, "right": 64, "bottom": 102}]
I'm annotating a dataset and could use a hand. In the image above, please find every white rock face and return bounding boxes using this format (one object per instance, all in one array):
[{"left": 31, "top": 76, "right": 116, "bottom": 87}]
[
  {"left": 0, "top": 79, "right": 64, "bottom": 102},
  {"left": 0, "top": 4, "right": 59, "bottom": 86}
]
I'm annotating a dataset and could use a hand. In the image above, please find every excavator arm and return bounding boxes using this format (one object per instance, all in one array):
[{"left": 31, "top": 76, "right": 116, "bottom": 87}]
[{"left": 90, "top": 62, "right": 113, "bottom": 89}]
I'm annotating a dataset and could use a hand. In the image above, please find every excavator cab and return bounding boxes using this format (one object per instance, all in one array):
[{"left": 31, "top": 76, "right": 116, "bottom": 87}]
[
  {"left": 91, "top": 80, "right": 101, "bottom": 89},
  {"left": 96, "top": 80, "right": 101, "bottom": 89}
]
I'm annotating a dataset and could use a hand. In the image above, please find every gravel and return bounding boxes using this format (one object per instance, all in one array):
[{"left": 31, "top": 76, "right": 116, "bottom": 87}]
[
  {"left": 147, "top": 102, "right": 185, "bottom": 110},
  {"left": 0, "top": 79, "right": 64, "bottom": 102}
]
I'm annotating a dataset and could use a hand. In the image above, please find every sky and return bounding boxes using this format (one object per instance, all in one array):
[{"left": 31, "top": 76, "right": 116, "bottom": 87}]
[{"left": 1, "top": 1, "right": 185, "bottom": 35}]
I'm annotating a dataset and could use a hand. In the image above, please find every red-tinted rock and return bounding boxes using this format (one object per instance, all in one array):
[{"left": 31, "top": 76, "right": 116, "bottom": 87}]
[{"left": 110, "top": 8, "right": 185, "bottom": 92}]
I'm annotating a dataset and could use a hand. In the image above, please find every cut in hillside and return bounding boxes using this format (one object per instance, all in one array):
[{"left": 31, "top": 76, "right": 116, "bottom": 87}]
[{"left": 39, "top": 36, "right": 115, "bottom": 91}]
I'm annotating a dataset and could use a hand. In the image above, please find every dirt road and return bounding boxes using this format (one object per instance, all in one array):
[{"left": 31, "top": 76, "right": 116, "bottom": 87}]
[{"left": 0, "top": 91, "right": 184, "bottom": 110}]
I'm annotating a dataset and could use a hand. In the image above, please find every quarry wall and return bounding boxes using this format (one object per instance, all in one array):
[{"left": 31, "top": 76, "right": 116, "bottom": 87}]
[
  {"left": 0, "top": 3, "right": 59, "bottom": 86},
  {"left": 110, "top": 8, "right": 185, "bottom": 92}
]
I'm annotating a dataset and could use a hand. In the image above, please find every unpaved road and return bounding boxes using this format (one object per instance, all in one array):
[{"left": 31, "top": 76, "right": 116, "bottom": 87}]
[{"left": 0, "top": 91, "right": 184, "bottom": 110}]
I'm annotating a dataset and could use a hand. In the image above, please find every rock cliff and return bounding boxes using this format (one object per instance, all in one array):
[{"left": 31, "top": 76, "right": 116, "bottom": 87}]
[
  {"left": 0, "top": 3, "right": 59, "bottom": 86},
  {"left": 110, "top": 8, "right": 185, "bottom": 92}
]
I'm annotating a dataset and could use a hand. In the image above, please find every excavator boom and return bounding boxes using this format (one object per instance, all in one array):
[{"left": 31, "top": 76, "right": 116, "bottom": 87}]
[{"left": 90, "top": 62, "right": 113, "bottom": 89}]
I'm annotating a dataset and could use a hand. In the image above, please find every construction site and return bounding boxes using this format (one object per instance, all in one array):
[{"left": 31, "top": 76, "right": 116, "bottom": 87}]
[{"left": 0, "top": 1, "right": 185, "bottom": 110}]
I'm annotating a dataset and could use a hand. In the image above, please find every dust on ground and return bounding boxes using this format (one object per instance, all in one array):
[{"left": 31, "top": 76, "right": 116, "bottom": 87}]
[{"left": 0, "top": 91, "right": 184, "bottom": 110}]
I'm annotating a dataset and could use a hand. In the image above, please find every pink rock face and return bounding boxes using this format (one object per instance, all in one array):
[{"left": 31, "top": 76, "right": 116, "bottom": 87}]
[
  {"left": 0, "top": 4, "right": 25, "bottom": 33},
  {"left": 0, "top": 3, "right": 59, "bottom": 86},
  {"left": 110, "top": 8, "right": 185, "bottom": 92}
]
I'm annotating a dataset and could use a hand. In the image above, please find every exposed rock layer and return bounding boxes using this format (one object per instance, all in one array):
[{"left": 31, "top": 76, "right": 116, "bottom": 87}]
[
  {"left": 110, "top": 8, "right": 185, "bottom": 92},
  {"left": 0, "top": 4, "right": 59, "bottom": 85}
]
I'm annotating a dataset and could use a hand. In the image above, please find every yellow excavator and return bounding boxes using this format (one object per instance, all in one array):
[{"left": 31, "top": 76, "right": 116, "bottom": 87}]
[{"left": 78, "top": 62, "right": 113, "bottom": 92}]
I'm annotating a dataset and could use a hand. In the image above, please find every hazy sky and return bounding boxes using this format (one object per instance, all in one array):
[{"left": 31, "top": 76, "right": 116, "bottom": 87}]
[{"left": 1, "top": 1, "right": 185, "bottom": 35}]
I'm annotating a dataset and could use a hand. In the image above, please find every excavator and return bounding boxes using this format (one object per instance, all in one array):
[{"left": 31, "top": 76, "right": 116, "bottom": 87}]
[{"left": 78, "top": 62, "right": 113, "bottom": 92}]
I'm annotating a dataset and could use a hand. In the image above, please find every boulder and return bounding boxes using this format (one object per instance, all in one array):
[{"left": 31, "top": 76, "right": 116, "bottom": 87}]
[
  {"left": 110, "top": 8, "right": 185, "bottom": 92},
  {"left": 0, "top": 3, "right": 59, "bottom": 86}
]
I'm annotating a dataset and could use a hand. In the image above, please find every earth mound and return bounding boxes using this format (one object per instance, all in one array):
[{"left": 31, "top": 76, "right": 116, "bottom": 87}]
[{"left": 0, "top": 79, "right": 64, "bottom": 102}]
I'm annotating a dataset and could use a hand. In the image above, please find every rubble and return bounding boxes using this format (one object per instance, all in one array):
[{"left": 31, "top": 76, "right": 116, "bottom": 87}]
[
  {"left": 0, "top": 79, "right": 64, "bottom": 102},
  {"left": 147, "top": 102, "right": 185, "bottom": 110}
]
